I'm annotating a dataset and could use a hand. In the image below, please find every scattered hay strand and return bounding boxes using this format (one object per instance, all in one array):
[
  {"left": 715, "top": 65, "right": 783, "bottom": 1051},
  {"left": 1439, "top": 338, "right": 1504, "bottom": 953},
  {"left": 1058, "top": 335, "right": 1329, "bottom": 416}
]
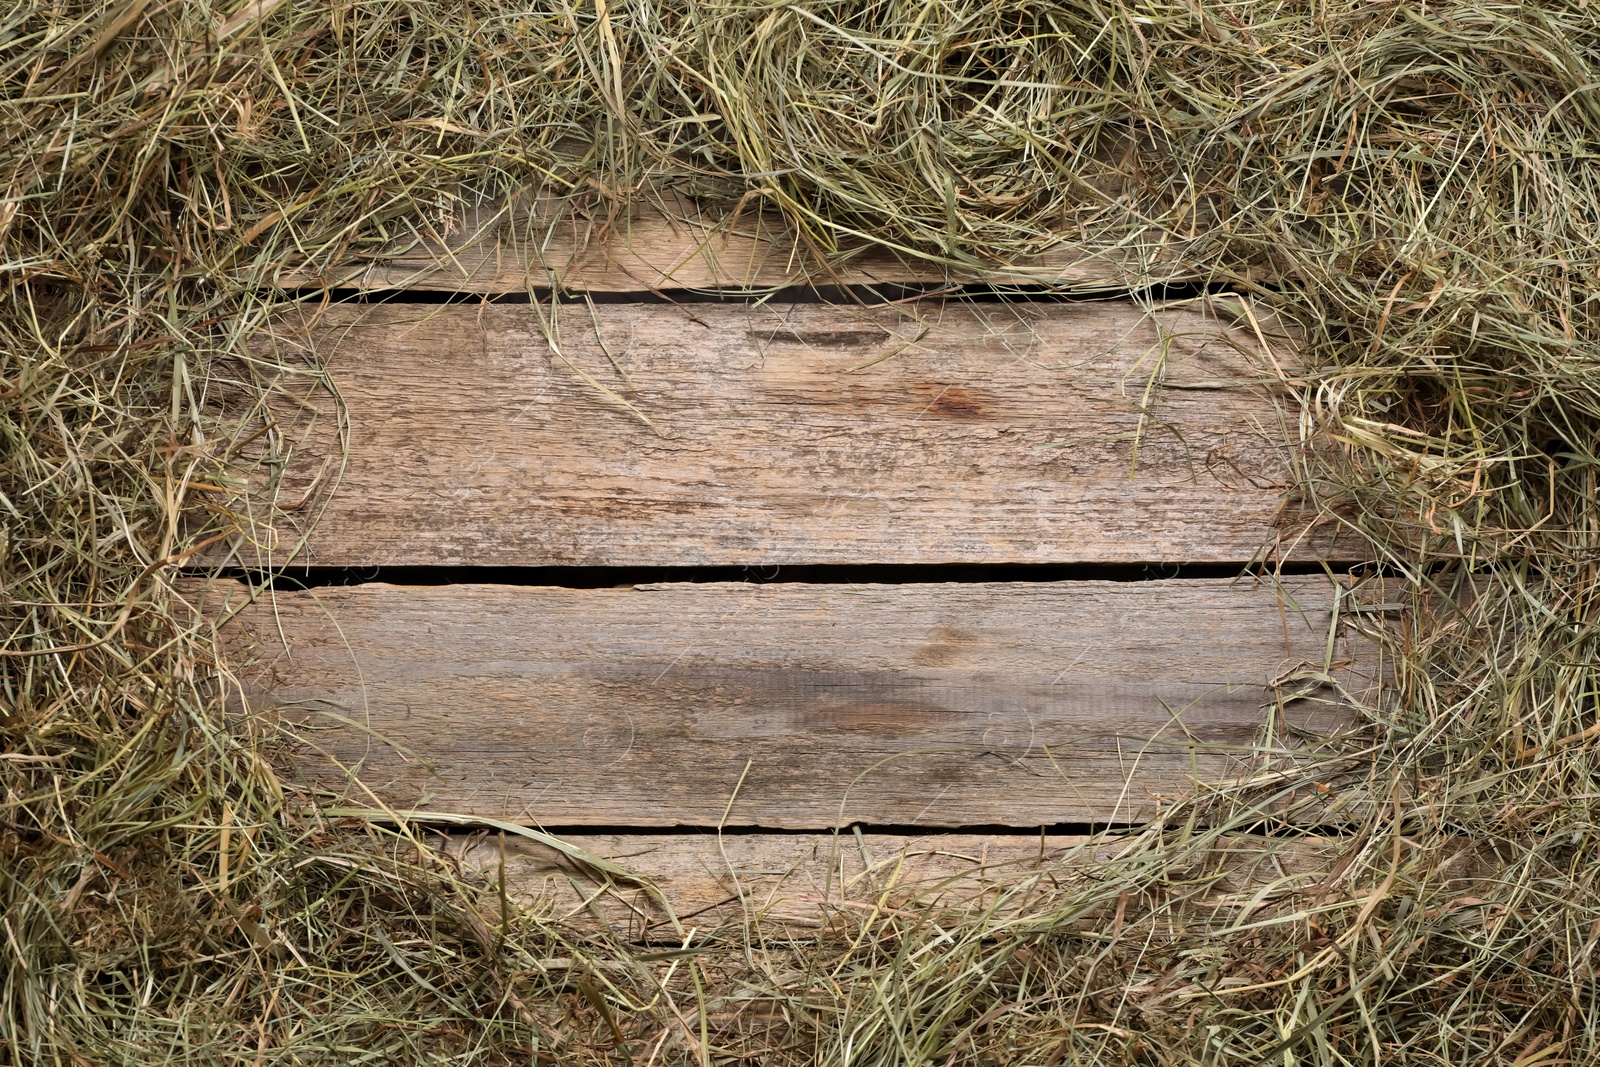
[{"left": 5, "top": 0, "right": 1600, "bottom": 1063}]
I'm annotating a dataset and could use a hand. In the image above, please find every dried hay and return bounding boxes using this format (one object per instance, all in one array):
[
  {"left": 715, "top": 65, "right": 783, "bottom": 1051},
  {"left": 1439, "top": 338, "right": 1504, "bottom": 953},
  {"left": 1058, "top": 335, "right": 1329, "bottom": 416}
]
[{"left": 4, "top": 1, "right": 1600, "bottom": 1063}]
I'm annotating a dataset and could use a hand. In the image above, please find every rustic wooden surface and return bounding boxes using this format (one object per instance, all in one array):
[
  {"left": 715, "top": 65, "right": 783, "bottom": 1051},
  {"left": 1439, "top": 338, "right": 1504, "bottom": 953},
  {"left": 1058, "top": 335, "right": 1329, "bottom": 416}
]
[
  {"left": 228, "top": 299, "right": 1334, "bottom": 568},
  {"left": 442, "top": 831, "right": 1332, "bottom": 939},
  {"left": 272, "top": 194, "right": 1171, "bottom": 293},
  {"left": 219, "top": 577, "right": 1363, "bottom": 828}
]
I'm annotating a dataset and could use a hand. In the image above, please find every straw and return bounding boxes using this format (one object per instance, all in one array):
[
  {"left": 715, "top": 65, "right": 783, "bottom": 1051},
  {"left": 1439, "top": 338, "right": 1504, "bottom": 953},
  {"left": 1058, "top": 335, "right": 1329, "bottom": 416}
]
[{"left": 5, "top": 0, "right": 1600, "bottom": 1062}]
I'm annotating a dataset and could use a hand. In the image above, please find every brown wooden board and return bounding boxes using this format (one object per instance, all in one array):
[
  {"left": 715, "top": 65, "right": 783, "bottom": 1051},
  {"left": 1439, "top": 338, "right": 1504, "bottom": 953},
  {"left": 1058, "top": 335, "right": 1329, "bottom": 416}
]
[
  {"left": 271, "top": 194, "right": 1174, "bottom": 293},
  {"left": 227, "top": 299, "right": 1335, "bottom": 569},
  {"left": 218, "top": 577, "right": 1364, "bottom": 829},
  {"left": 440, "top": 831, "right": 1334, "bottom": 939}
]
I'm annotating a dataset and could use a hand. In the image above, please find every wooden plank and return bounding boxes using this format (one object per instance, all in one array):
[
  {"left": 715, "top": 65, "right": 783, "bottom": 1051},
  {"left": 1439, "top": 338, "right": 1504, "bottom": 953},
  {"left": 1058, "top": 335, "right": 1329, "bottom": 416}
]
[
  {"left": 271, "top": 193, "right": 1174, "bottom": 293},
  {"left": 226, "top": 299, "right": 1335, "bottom": 568},
  {"left": 442, "top": 831, "right": 1335, "bottom": 939},
  {"left": 219, "top": 577, "right": 1365, "bottom": 829}
]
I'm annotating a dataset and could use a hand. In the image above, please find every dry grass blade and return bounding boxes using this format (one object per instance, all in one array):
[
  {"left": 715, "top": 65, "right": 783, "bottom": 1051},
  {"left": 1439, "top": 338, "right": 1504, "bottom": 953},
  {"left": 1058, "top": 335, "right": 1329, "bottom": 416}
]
[{"left": 4, "top": 1, "right": 1600, "bottom": 1064}]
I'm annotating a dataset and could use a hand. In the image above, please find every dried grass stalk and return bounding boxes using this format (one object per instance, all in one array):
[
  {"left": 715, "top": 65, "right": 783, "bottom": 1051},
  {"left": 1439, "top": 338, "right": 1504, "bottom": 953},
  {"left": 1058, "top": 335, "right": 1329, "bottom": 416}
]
[{"left": 4, "top": 1, "right": 1600, "bottom": 1063}]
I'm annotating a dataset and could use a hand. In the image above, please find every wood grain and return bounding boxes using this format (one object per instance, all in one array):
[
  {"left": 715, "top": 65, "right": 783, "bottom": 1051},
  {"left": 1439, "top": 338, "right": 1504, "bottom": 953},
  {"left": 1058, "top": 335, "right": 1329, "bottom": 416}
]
[
  {"left": 218, "top": 577, "right": 1365, "bottom": 829},
  {"left": 271, "top": 194, "right": 1174, "bottom": 293},
  {"left": 226, "top": 299, "right": 1336, "bottom": 568},
  {"left": 442, "top": 831, "right": 1333, "bottom": 939}
]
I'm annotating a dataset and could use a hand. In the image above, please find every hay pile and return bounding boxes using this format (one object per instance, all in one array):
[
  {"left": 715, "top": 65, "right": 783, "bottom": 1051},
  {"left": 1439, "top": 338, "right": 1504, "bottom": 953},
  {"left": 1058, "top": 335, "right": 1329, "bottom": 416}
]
[{"left": 4, "top": 1, "right": 1600, "bottom": 1062}]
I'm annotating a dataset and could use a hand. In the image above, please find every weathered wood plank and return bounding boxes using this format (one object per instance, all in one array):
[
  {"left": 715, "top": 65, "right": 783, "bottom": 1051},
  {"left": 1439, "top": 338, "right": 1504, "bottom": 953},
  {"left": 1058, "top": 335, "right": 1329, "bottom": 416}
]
[
  {"left": 443, "top": 831, "right": 1334, "bottom": 939},
  {"left": 219, "top": 577, "right": 1364, "bottom": 828},
  {"left": 271, "top": 194, "right": 1172, "bottom": 293},
  {"left": 226, "top": 299, "right": 1335, "bottom": 568}
]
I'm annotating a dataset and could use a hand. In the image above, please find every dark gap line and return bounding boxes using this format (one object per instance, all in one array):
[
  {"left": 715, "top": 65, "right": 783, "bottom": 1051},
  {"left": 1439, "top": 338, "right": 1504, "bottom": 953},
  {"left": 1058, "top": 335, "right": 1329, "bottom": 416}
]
[
  {"left": 434, "top": 822, "right": 1136, "bottom": 838},
  {"left": 275, "top": 280, "right": 1236, "bottom": 307},
  {"left": 408, "top": 821, "right": 1353, "bottom": 840},
  {"left": 209, "top": 560, "right": 1365, "bottom": 591}
]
